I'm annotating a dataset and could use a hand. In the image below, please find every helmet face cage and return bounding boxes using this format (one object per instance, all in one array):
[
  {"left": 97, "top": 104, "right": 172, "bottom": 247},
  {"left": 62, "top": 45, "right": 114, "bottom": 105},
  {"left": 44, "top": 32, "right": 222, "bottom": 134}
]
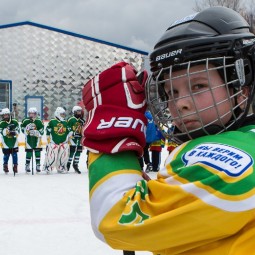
[
  {"left": 146, "top": 56, "right": 251, "bottom": 142},
  {"left": 72, "top": 106, "right": 82, "bottom": 118},
  {"left": 1, "top": 108, "right": 11, "bottom": 121},
  {"left": 28, "top": 107, "right": 37, "bottom": 119},
  {"left": 55, "top": 107, "right": 66, "bottom": 121},
  {"left": 146, "top": 6, "right": 255, "bottom": 142}
]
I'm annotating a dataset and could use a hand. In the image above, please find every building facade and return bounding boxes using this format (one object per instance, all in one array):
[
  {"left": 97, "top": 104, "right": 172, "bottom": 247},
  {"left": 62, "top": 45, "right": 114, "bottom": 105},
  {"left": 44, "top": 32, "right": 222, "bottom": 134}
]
[{"left": 0, "top": 22, "right": 148, "bottom": 120}]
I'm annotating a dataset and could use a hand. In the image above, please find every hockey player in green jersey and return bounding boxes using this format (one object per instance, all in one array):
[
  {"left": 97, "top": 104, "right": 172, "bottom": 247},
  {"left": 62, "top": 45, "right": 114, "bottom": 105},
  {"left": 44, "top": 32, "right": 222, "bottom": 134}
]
[
  {"left": 44, "top": 107, "right": 72, "bottom": 174},
  {"left": 82, "top": 7, "right": 255, "bottom": 255},
  {"left": 0, "top": 108, "right": 20, "bottom": 174},
  {"left": 21, "top": 107, "right": 44, "bottom": 173},
  {"left": 67, "top": 106, "right": 85, "bottom": 174}
]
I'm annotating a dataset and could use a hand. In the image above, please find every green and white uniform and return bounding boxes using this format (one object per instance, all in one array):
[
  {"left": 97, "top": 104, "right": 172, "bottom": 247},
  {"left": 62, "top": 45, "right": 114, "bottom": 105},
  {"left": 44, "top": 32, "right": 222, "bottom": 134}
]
[
  {"left": 88, "top": 124, "right": 255, "bottom": 255},
  {"left": 0, "top": 118, "right": 20, "bottom": 173},
  {"left": 0, "top": 118, "right": 19, "bottom": 149},
  {"left": 21, "top": 117, "right": 44, "bottom": 172},
  {"left": 21, "top": 118, "right": 44, "bottom": 149},
  {"left": 68, "top": 116, "right": 84, "bottom": 146},
  {"left": 46, "top": 118, "right": 71, "bottom": 145},
  {"left": 67, "top": 116, "right": 85, "bottom": 172},
  {"left": 44, "top": 118, "right": 71, "bottom": 173}
]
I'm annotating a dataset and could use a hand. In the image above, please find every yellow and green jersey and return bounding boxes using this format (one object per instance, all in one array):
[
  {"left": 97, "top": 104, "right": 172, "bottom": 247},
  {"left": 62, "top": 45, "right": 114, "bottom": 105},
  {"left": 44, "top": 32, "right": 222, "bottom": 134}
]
[
  {"left": 0, "top": 118, "right": 19, "bottom": 148},
  {"left": 88, "top": 124, "right": 255, "bottom": 255},
  {"left": 21, "top": 118, "right": 44, "bottom": 149},
  {"left": 46, "top": 118, "right": 71, "bottom": 144},
  {"left": 67, "top": 116, "right": 85, "bottom": 146}
]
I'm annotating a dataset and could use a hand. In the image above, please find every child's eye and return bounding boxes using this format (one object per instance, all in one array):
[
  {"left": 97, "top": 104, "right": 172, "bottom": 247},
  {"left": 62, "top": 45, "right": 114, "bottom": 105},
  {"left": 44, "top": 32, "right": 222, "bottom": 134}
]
[
  {"left": 166, "top": 89, "right": 178, "bottom": 98},
  {"left": 192, "top": 84, "right": 208, "bottom": 91}
]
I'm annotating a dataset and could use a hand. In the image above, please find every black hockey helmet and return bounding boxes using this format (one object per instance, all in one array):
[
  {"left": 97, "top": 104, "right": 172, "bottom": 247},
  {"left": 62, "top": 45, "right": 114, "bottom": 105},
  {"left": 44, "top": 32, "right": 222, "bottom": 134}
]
[
  {"left": 146, "top": 6, "right": 255, "bottom": 143},
  {"left": 150, "top": 6, "right": 255, "bottom": 72}
]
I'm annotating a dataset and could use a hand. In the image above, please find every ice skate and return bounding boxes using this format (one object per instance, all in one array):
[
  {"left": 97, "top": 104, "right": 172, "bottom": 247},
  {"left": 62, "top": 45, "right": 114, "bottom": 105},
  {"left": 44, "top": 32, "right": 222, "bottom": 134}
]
[
  {"left": 57, "top": 170, "right": 67, "bottom": 174},
  {"left": 36, "top": 165, "right": 41, "bottom": 173},
  {"left": 66, "top": 162, "right": 71, "bottom": 171},
  {"left": 73, "top": 163, "right": 81, "bottom": 174},
  {"left": 3, "top": 164, "right": 9, "bottom": 174},
  {"left": 13, "top": 164, "right": 18, "bottom": 174},
  {"left": 57, "top": 166, "right": 67, "bottom": 174},
  {"left": 145, "top": 163, "right": 153, "bottom": 173},
  {"left": 43, "top": 165, "right": 52, "bottom": 174},
  {"left": 25, "top": 164, "right": 31, "bottom": 174}
]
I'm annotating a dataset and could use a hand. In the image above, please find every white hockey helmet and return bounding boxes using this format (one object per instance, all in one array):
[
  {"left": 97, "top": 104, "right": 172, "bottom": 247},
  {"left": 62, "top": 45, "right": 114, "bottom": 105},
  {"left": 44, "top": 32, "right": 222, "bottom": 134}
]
[
  {"left": 55, "top": 107, "right": 66, "bottom": 121},
  {"left": 28, "top": 107, "right": 38, "bottom": 119},
  {"left": 1, "top": 108, "right": 11, "bottom": 120},
  {"left": 72, "top": 106, "right": 82, "bottom": 114},
  {"left": 1, "top": 108, "right": 10, "bottom": 115},
  {"left": 28, "top": 107, "right": 38, "bottom": 114}
]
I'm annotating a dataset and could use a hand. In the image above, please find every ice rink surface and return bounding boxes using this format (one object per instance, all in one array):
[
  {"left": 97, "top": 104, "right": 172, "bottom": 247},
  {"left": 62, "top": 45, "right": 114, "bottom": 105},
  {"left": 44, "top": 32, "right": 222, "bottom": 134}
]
[{"left": 0, "top": 143, "right": 167, "bottom": 255}]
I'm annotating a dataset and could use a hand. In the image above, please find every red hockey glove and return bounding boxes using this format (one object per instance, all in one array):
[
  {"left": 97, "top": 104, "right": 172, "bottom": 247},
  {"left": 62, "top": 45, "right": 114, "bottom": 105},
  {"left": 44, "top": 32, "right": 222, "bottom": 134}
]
[{"left": 82, "top": 62, "right": 148, "bottom": 156}]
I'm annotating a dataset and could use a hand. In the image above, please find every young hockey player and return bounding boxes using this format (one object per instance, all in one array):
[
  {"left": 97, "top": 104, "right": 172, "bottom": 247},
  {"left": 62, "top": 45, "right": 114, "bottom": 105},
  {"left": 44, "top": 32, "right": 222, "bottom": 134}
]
[
  {"left": 0, "top": 108, "right": 20, "bottom": 174},
  {"left": 20, "top": 107, "right": 44, "bottom": 173},
  {"left": 82, "top": 7, "right": 255, "bottom": 254},
  {"left": 67, "top": 105, "right": 85, "bottom": 174},
  {"left": 44, "top": 107, "right": 71, "bottom": 174}
]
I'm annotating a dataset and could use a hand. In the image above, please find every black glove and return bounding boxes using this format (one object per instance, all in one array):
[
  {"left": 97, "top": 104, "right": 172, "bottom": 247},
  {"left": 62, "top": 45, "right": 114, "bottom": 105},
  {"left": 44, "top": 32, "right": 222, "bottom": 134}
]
[
  {"left": 8, "top": 130, "right": 17, "bottom": 137},
  {"left": 7, "top": 124, "right": 16, "bottom": 137}
]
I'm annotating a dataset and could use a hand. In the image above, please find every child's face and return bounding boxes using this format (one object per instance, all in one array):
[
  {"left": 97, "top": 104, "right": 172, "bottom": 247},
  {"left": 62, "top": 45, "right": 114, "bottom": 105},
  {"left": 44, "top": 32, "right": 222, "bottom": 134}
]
[
  {"left": 3, "top": 114, "right": 10, "bottom": 120},
  {"left": 29, "top": 112, "right": 36, "bottom": 119},
  {"left": 60, "top": 113, "right": 66, "bottom": 119},
  {"left": 164, "top": 64, "right": 234, "bottom": 133},
  {"left": 75, "top": 110, "right": 82, "bottom": 116}
]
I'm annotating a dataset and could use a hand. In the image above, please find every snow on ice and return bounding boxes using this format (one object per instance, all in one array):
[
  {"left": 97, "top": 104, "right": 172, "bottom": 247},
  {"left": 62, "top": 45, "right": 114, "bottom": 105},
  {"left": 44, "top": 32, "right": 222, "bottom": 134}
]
[{"left": 0, "top": 130, "right": 166, "bottom": 255}]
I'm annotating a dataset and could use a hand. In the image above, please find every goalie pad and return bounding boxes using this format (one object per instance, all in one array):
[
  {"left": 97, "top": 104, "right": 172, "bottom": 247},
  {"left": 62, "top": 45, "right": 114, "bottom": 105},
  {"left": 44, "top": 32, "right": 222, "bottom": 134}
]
[
  {"left": 43, "top": 143, "right": 59, "bottom": 172},
  {"left": 56, "top": 143, "right": 69, "bottom": 172},
  {"left": 44, "top": 143, "right": 70, "bottom": 172}
]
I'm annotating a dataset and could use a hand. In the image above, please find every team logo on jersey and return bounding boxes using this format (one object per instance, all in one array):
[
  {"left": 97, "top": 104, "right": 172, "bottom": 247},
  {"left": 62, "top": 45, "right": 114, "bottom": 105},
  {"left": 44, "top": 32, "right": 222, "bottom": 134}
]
[
  {"left": 118, "top": 180, "right": 150, "bottom": 225},
  {"left": 182, "top": 143, "right": 253, "bottom": 177},
  {"left": 26, "top": 123, "right": 36, "bottom": 132},
  {"left": 73, "top": 123, "right": 82, "bottom": 135},
  {"left": 54, "top": 123, "right": 66, "bottom": 135}
]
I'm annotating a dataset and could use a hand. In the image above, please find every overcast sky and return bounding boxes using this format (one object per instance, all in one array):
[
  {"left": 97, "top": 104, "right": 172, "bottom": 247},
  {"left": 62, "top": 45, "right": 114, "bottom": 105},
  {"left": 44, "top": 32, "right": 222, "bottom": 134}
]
[{"left": 0, "top": 0, "right": 197, "bottom": 53}]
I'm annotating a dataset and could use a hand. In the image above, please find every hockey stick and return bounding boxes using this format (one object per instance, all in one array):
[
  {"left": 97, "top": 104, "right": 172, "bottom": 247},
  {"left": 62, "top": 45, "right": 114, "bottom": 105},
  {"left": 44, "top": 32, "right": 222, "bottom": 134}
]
[
  {"left": 70, "top": 131, "right": 82, "bottom": 174},
  {"left": 30, "top": 130, "right": 37, "bottom": 175},
  {"left": 12, "top": 148, "right": 15, "bottom": 177},
  {"left": 73, "top": 137, "right": 81, "bottom": 174},
  {"left": 31, "top": 149, "right": 34, "bottom": 175},
  {"left": 10, "top": 148, "right": 16, "bottom": 177}
]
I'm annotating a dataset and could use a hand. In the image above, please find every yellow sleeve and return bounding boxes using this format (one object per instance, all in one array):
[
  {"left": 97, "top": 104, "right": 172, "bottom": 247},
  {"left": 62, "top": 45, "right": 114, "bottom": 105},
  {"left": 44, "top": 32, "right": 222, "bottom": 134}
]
[{"left": 89, "top": 149, "right": 255, "bottom": 254}]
